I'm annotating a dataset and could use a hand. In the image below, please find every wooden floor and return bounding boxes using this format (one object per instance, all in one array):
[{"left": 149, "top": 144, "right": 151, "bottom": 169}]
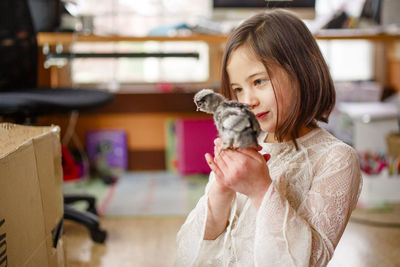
[
  {"left": 64, "top": 211, "right": 400, "bottom": 267},
  {"left": 64, "top": 217, "right": 186, "bottom": 267},
  {"left": 328, "top": 220, "right": 400, "bottom": 267}
]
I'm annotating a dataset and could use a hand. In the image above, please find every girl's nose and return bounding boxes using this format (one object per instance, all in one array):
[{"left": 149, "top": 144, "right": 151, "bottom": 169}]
[{"left": 244, "top": 91, "right": 259, "bottom": 109}]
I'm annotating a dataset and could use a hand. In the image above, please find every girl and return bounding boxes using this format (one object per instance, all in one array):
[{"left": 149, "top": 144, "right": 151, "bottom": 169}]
[{"left": 175, "top": 9, "right": 362, "bottom": 267}]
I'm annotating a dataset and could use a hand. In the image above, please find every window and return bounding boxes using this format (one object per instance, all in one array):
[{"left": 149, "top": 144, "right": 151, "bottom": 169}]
[
  {"left": 66, "top": 0, "right": 375, "bottom": 91},
  {"left": 318, "top": 39, "right": 374, "bottom": 81},
  {"left": 71, "top": 41, "right": 209, "bottom": 85}
]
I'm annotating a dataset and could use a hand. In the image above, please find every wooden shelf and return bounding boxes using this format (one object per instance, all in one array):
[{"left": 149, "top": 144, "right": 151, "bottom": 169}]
[
  {"left": 315, "top": 29, "right": 400, "bottom": 41},
  {"left": 37, "top": 30, "right": 400, "bottom": 46},
  {"left": 37, "top": 32, "right": 228, "bottom": 46}
]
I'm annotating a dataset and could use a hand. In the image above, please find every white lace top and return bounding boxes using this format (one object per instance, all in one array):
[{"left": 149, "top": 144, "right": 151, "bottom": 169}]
[{"left": 175, "top": 127, "right": 362, "bottom": 267}]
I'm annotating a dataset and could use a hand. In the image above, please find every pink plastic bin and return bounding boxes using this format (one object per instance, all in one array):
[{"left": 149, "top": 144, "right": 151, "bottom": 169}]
[{"left": 175, "top": 118, "right": 218, "bottom": 175}]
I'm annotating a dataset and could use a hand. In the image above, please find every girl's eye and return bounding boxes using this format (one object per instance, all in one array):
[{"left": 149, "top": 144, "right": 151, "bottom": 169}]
[
  {"left": 254, "top": 79, "right": 267, "bottom": 86},
  {"left": 233, "top": 87, "right": 243, "bottom": 94}
]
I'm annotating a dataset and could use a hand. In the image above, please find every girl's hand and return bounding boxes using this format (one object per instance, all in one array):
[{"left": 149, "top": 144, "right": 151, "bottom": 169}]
[
  {"left": 205, "top": 138, "right": 235, "bottom": 195},
  {"left": 205, "top": 138, "right": 272, "bottom": 208}
]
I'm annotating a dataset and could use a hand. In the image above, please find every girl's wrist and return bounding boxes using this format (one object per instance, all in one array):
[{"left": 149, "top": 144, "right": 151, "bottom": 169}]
[
  {"left": 212, "top": 181, "right": 235, "bottom": 197},
  {"left": 249, "top": 182, "right": 270, "bottom": 209}
]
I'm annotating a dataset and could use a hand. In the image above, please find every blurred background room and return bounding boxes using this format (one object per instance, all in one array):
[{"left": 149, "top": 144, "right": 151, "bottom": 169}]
[{"left": 1, "top": 0, "right": 400, "bottom": 266}]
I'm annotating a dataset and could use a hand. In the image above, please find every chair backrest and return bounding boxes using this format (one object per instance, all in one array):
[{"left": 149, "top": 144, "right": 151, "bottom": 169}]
[{"left": 0, "top": 0, "right": 38, "bottom": 91}]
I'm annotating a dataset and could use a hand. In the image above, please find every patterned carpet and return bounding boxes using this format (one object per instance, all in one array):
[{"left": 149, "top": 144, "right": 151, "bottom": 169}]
[{"left": 63, "top": 171, "right": 208, "bottom": 217}]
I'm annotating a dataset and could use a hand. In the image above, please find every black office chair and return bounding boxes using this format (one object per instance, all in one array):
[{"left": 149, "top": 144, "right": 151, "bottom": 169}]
[{"left": 0, "top": 0, "right": 112, "bottom": 243}]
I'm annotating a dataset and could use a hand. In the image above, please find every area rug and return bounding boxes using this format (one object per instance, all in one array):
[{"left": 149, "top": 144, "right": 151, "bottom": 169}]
[{"left": 63, "top": 171, "right": 208, "bottom": 217}]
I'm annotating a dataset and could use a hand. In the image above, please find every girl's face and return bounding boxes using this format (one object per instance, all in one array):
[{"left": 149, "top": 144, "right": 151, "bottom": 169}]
[{"left": 226, "top": 45, "right": 295, "bottom": 136}]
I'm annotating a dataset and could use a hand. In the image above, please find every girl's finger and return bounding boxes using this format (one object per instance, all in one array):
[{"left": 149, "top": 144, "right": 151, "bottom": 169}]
[
  {"left": 221, "top": 149, "right": 242, "bottom": 165},
  {"left": 237, "top": 148, "right": 264, "bottom": 163},
  {"left": 215, "top": 150, "right": 230, "bottom": 172},
  {"left": 205, "top": 153, "right": 224, "bottom": 178},
  {"left": 214, "top": 138, "right": 223, "bottom": 155},
  {"left": 214, "top": 138, "right": 222, "bottom": 146}
]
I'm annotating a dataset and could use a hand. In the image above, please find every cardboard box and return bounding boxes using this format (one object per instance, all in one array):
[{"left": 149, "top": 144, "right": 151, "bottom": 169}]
[{"left": 0, "top": 123, "right": 65, "bottom": 267}]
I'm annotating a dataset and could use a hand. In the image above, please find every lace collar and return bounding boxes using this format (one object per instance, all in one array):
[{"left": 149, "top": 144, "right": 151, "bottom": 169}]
[{"left": 258, "top": 127, "right": 324, "bottom": 154}]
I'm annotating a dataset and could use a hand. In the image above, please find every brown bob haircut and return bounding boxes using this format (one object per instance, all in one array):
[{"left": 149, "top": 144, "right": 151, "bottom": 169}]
[{"left": 220, "top": 9, "right": 335, "bottom": 146}]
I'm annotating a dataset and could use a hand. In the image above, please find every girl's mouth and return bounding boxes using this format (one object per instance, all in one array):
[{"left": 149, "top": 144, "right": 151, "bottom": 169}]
[{"left": 256, "top": 112, "right": 269, "bottom": 120}]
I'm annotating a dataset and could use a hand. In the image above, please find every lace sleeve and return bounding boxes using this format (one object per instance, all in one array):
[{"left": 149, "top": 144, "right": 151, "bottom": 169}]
[
  {"left": 254, "top": 144, "right": 362, "bottom": 267},
  {"left": 175, "top": 172, "right": 227, "bottom": 266}
]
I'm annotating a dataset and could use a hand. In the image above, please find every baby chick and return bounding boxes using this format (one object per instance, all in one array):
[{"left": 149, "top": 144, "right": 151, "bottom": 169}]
[{"left": 194, "top": 89, "right": 261, "bottom": 149}]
